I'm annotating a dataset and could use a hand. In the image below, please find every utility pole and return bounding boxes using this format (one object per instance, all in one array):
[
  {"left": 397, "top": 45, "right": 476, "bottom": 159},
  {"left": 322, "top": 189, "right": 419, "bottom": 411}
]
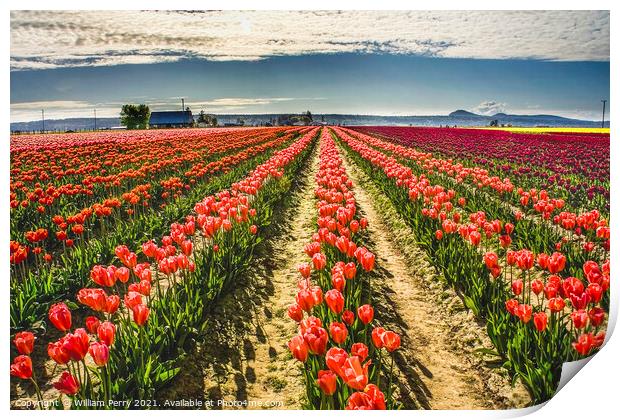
[
  {"left": 94, "top": 109, "right": 97, "bottom": 131},
  {"left": 601, "top": 100, "right": 607, "bottom": 128},
  {"left": 41, "top": 109, "right": 45, "bottom": 133}
]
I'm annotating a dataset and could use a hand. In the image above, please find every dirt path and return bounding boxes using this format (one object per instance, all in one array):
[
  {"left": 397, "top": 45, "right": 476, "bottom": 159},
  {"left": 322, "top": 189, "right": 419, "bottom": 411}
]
[
  {"left": 159, "top": 143, "right": 320, "bottom": 409},
  {"left": 338, "top": 145, "right": 531, "bottom": 410}
]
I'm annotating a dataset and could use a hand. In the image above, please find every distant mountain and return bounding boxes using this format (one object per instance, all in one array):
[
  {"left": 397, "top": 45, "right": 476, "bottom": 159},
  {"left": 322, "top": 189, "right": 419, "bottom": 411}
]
[{"left": 448, "top": 110, "right": 479, "bottom": 117}]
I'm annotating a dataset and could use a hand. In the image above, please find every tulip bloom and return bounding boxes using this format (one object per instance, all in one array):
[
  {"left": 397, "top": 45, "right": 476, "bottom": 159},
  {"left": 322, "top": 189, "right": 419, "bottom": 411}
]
[
  {"left": 346, "top": 384, "right": 386, "bottom": 410},
  {"left": 13, "top": 331, "right": 35, "bottom": 355},
  {"left": 288, "top": 335, "right": 309, "bottom": 362},
  {"left": 62, "top": 328, "right": 90, "bottom": 361},
  {"left": 298, "top": 263, "right": 311, "bottom": 279},
  {"left": 381, "top": 331, "right": 401, "bottom": 352},
  {"left": 85, "top": 316, "right": 101, "bottom": 334},
  {"left": 341, "top": 356, "right": 371, "bottom": 390},
  {"left": 342, "top": 309, "right": 355, "bottom": 326},
  {"left": 89, "top": 342, "right": 110, "bottom": 366},
  {"left": 325, "top": 347, "right": 348, "bottom": 377},
  {"left": 571, "top": 310, "right": 589, "bottom": 329},
  {"left": 589, "top": 307, "right": 606, "bottom": 327},
  {"left": 303, "top": 326, "right": 329, "bottom": 355},
  {"left": 132, "top": 304, "right": 150, "bottom": 327},
  {"left": 548, "top": 297, "right": 566, "bottom": 313},
  {"left": 10, "top": 355, "right": 33, "bottom": 379},
  {"left": 53, "top": 371, "right": 80, "bottom": 395},
  {"left": 351, "top": 343, "right": 369, "bottom": 361},
  {"left": 316, "top": 370, "right": 337, "bottom": 395},
  {"left": 533, "top": 312, "right": 548, "bottom": 332},
  {"left": 329, "top": 322, "right": 348, "bottom": 344},
  {"left": 312, "top": 253, "right": 327, "bottom": 270},
  {"left": 49, "top": 302, "right": 72, "bottom": 332},
  {"left": 357, "top": 304, "right": 374, "bottom": 325},
  {"left": 97, "top": 321, "right": 116, "bottom": 346},
  {"left": 325, "top": 289, "right": 345, "bottom": 314},
  {"left": 288, "top": 303, "right": 304, "bottom": 322}
]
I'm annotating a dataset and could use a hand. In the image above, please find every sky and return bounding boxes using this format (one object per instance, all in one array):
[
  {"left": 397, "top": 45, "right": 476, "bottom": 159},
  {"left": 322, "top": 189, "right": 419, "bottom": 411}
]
[{"left": 10, "top": 10, "right": 610, "bottom": 122}]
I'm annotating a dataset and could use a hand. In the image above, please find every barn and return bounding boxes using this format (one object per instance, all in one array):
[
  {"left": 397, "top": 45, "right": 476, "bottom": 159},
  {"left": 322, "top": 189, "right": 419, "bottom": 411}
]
[{"left": 149, "top": 111, "right": 194, "bottom": 128}]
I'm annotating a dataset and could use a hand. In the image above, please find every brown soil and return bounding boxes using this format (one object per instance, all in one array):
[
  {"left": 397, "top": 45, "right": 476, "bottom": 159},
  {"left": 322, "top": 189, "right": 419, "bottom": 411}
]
[
  {"left": 338, "top": 145, "right": 532, "bottom": 410},
  {"left": 157, "top": 143, "right": 321, "bottom": 409}
]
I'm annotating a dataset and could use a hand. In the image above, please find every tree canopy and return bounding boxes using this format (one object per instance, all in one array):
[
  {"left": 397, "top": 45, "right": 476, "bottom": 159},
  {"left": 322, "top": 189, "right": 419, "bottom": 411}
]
[{"left": 120, "top": 104, "right": 150, "bottom": 129}]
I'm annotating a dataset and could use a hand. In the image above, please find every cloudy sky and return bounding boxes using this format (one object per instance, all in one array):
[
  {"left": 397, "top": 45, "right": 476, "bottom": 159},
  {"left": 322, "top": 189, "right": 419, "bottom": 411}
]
[{"left": 10, "top": 10, "right": 610, "bottom": 121}]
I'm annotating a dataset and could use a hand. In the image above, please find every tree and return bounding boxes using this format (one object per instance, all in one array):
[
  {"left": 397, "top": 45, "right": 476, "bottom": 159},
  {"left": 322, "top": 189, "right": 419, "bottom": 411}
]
[{"left": 120, "top": 104, "right": 150, "bottom": 129}]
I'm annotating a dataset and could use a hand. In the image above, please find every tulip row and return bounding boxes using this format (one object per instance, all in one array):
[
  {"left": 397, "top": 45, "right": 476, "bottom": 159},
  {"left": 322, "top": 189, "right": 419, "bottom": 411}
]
[
  {"left": 287, "top": 129, "right": 402, "bottom": 410},
  {"left": 342, "top": 128, "right": 610, "bottom": 258},
  {"left": 10, "top": 130, "right": 302, "bottom": 332},
  {"left": 355, "top": 126, "right": 609, "bottom": 214},
  {"left": 332, "top": 127, "right": 609, "bottom": 404},
  {"left": 10, "top": 128, "right": 320, "bottom": 408}
]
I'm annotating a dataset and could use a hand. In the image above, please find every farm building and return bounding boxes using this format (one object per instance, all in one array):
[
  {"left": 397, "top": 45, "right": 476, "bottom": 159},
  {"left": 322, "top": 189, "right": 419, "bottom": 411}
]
[{"left": 149, "top": 111, "right": 193, "bottom": 128}]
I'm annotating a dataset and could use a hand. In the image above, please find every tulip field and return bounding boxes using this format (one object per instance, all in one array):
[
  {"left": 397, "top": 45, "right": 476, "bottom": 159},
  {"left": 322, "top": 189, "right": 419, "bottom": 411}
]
[{"left": 10, "top": 125, "right": 610, "bottom": 410}]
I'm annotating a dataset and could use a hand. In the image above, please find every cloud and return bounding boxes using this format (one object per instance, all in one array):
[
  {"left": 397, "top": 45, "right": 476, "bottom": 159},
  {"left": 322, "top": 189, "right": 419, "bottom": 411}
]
[
  {"left": 473, "top": 101, "right": 507, "bottom": 116},
  {"left": 10, "top": 10, "right": 609, "bottom": 70}
]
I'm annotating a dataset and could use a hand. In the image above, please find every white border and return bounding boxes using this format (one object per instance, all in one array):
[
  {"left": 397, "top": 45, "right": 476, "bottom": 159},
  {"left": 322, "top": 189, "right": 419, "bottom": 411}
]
[{"left": 3, "top": 1, "right": 616, "bottom": 419}]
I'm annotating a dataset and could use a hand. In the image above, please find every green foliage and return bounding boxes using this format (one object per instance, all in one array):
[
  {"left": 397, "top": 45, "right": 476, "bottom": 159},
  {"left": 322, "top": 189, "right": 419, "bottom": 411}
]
[{"left": 120, "top": 104, "right": 150, "bottom": 129}]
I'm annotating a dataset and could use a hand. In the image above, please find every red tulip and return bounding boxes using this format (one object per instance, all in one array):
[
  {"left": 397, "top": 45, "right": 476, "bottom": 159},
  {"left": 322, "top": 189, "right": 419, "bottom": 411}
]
[
  {"left": 49, "top": 302, "right": 72, "bottom": 332},
  {"left": 468, "top": 231, "right": 481, "bottom": 246},
  {"left": 303, "top": 326, "right": 329, "bottom": 355},
  {"left": 13, "top": 331, "right": 35, "bottom": 355},
  {"left": 288, "top": 335, "right": 308, "bottom": 362},
  {"left": 106, "top": 295, "right": 121, "bottom": 314},
  {"left": 53, "top": 371, "right": 79, "bottom": 395},
  {"left": 115, "top": 266, "right": 130, "bottom": 283},
  {"left": 371, "top": 327, "right": 386, "bottom": 348},
  {"left": 346, "top": 384, "right": 386, "bottom": 410},
  {"left": 288, "top": 303, "right": 304, "bottom": 322},
  {"left": 572, "top": 333, "right": 594, "bottom": 356},
  {"left": 48, "top": 340, "right": 70, "bottom": 365},
  {"left": 78, "top": 288, "right": 108, "bottom": 312},
  {"left": 316, "top": 370, "right": 337, "bottom": 395},
  {"left": 547, "top": 252, "right": 566, "bottom": 274},
  {"left": 357, "top": 304, "right": 374, "bottom": 325},
  {"left": 505, "top": 299, "right": 518, "bottom": 315},
  {"left": 381, "top": 331, "right": 401, "bottom": 352},
  {"left": 298, "top": 263, "right": 311, "bottom": 278},
  {"left": 89, "top": 342, "right": 110, "bottom": 366},
  {"left": 435, "top": 230, "right": 443, "bottom": 240},
  {"left": 62, "top": 328, "right": 90, "bottom": 361},
  {"left": 325, "top": 347, "right": 348, "bottom": 377},
  {"left": 325, "top": 289, "right": 345, "bottom": 314},
  {"left": 249, "top": 225, "right": 258, "bottom": 235},
  {"left": 511, "top": 279, "right": 523, "bottom": 296},
  {"left": 344, "top": 262, "right": 357, "bottom": 280},
  {"left": 85, "top": 316, "right": 101, "bottom": 334},
  {"left": 331, "top": 271, "right": 346, "bottom": 292},
  {"left": 571, "top": 310, "right": 589, "bottom": 329},
  {"left": 10, "top": 355, "right": 32, "bottom": 379},
  {"left": 97, "top": 321, "right": 116, "bottom": 346},
  {"left": 312, "top": 252, "right": 327, "bottom": 270},
  {"left": 531, "top": 279, "right": 544, "bottom": 295},
  {"left": 533, "top": 312, "right": 547, "bottom": 332},
  {"left": 342, "top": 309, "right": 355, "bottom": 326},
  {"left": 132, "top": 304, "right": 150, "bottom": 326},
  {"left": 351, "top": 342, "right": 369, "bottom": 361},
  {"left": 586, "top": 283, "right": 603, "bottom": 303},
  {"left": 548, "top": 297, "right": 566, "bottom": 313},
  {"left": 588, "top": 307, "right": 606, "bottom": 327},
  {"left": 329, "top": 322, "right": 348, "bottom": 344},
  {"left": 341, "top": 356, "right": 371, "bottom": 390},
  {"left": 515, "top": 304, "right": 532, "bottom": 323}
]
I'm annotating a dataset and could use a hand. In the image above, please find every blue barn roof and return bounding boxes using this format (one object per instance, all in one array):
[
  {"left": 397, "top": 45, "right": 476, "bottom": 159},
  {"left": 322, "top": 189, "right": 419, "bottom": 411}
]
[{"left": 149, "top": 111, "right": 193, "bottom": 125}]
